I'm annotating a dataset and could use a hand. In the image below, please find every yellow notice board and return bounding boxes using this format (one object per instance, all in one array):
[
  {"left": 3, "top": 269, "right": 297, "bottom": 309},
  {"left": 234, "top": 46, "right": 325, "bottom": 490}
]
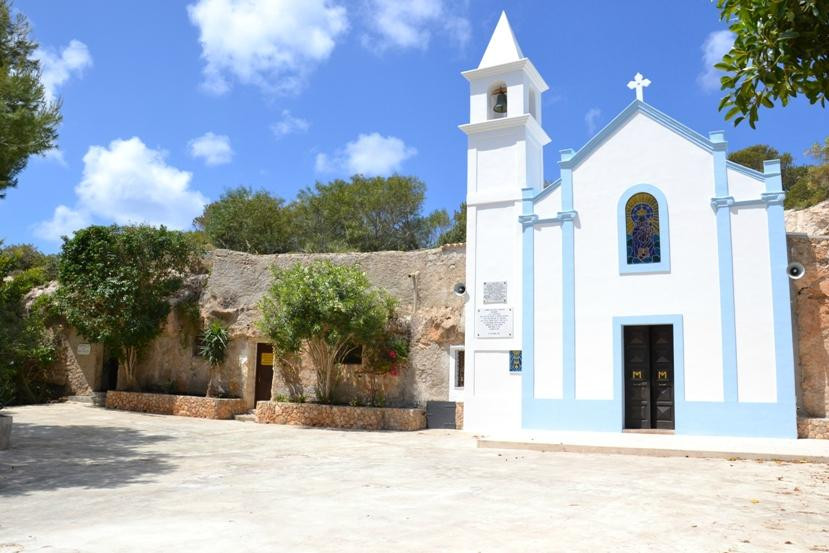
[{"left": 260, "top": 352, "right": 274, "bottom": 366}]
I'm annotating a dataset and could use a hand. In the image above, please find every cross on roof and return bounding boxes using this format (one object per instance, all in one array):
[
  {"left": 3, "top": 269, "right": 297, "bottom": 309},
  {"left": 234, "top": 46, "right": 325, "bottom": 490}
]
[{"left": 627, "top": 72, "right": 651, "bottom": 102}]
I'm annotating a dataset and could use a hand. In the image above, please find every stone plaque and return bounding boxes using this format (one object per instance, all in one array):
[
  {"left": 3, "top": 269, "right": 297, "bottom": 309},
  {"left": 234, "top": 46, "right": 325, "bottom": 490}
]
[
  {"left": 483, "top": 281, "right": 507, "bottom": 304},
  {"left": 475, "top": 307, "right": 513, "bottom": 338},
  {"left": 76, "top": 343, "right": 91, "bottom": 356}
]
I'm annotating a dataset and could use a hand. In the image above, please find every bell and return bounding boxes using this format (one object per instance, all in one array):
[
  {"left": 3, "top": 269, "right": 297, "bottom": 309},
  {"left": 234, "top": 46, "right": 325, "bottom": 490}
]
[{"left": 493, "top": 92, "right": 507, "bottom": 114}]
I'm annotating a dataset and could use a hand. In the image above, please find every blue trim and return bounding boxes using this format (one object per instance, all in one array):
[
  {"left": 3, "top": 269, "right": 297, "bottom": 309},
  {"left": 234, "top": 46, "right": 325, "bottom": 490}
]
[
  {"left": 521, "top": 187, "right": 535, "bottom": 419},
  {"left": 763, "top": 159, "right": 797, "bottom": 437},
  {"left": 559, "top": 100, "right": 717, "bottom": 170},
  {"left": 726, "top": 160, "right": 765, "bottom": 181},
  {"left": 710, "top": 131, "right": 738, "bottom": 403},
  {"left": 533, "top": 177, "right": 562, "bottom": 202},
  {"left": 559, "top": 149, "right": 576, "bottom": 399},
  {"left": 617, "top": 184, "right": 671, "bottom": 274}
]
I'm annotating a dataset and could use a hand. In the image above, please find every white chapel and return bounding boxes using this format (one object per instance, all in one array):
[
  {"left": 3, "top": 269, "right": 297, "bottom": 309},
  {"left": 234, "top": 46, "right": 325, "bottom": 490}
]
[{"left": 460, "top": 12, "right": 796, "bottom": 438}]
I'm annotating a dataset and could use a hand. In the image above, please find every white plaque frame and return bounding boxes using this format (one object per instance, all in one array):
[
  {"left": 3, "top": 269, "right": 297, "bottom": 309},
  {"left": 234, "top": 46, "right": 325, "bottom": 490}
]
[{"left": 475, "top": 307, "right": 514, "bottom": 338}]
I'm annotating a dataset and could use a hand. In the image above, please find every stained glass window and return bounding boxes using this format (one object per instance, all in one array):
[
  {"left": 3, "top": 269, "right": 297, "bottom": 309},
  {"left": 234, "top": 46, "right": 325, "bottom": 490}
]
[{"left": 625, "top": 192, "right": 661, "bottom": 264}]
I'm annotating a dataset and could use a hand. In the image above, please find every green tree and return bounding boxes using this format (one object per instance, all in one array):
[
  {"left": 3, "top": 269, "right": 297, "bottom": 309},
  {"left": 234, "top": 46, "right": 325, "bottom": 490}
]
[
  {"left": 0, "top": 2, "right": 61, "bottom": 197},
  {"left": 0, "top": 241, "right": 57, "bottom": 408},
  {"left": 727, "top": 144, "right": 807, "bottom": 191},
  {"left": 715, "top": 0, "right": 829, "bottom": 128},
  {"left": 293, "top": 175, "right": 449, "bottom": 252},
  {"left": 258, "top": 261, "right": 395, "bottom": 404},
  {"left": 787, "top": 137, "right": 829, "bottom": 209},
  {"left": 438, "top": 201, "right": 466, "bottom": 245},
  {"left": 56, "top": 226, "right": 202, "bottom": 390},
  {"left": 194, "top": 187, "right": 294, "bottom": 254}
]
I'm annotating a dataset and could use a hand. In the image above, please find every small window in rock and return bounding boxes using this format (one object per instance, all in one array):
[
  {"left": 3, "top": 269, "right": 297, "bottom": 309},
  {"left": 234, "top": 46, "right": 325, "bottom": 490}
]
[{"left": 455, "top": 349, "right": 465, "bottom": 388}]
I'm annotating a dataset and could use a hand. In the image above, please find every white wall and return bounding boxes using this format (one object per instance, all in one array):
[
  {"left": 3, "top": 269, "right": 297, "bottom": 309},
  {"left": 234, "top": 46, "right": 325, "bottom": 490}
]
[
  {"left": 526, "top": 112, "right": 778, "bottom": 406},
  {"left": 463, "top": 201, "right": 524, "bottom": 431},
  {"left": 729, "top": 167, "right": 764, "bottom": 202},
  {"left": 570, "top": 113, "right": 724, "bottom": 401},
  {"left": 731, "top": 206, "right": 777, "bottom": 401},
  {"left": 533, "top": 224, "right": 563, "bottom": 398}
]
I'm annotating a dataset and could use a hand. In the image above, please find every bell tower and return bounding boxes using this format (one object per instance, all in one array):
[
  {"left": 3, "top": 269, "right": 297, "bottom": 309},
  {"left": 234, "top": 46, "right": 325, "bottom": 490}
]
[{"left": 459, "top": 12, "right": 550, "bottom": 431}]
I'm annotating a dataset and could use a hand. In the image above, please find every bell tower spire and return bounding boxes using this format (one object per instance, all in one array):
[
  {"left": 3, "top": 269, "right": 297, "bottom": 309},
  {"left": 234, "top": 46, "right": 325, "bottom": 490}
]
[{"left": 478, "top": 11, "right": 524, "bottom": 68}]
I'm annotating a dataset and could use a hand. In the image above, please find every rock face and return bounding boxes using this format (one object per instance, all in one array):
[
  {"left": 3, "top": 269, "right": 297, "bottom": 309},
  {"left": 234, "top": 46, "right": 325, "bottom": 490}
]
[
  {"left": 106, "top": 390, "right": 247, "bottom": 420},
  {"left": 788, "top": 234, "right": 829, "bottom": 419},
  {"left": 255, "top": 401, "right": 426, "bottom": 431},
  {"left": 128, "top": 245, "right": 466, "bottom": 409},
  {"left": 786, "top": 200, "right": 829, "bottom": 236}
]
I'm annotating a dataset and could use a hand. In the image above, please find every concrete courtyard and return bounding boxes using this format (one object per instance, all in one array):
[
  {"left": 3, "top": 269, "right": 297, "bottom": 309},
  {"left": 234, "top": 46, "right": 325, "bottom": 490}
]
[{"left": 0, "top": 404, "right": 827, "bottom": 552}]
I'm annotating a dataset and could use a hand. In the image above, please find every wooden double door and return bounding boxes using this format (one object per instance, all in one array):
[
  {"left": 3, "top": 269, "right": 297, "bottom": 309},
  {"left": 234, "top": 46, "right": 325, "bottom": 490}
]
[{"left": 624, "top": 325, "right": 675, "bottom": 430}]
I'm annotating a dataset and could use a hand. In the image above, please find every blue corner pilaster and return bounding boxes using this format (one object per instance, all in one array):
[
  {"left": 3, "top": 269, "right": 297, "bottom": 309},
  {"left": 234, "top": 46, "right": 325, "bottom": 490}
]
[
  {"left": 763, "top": 160, "right": 797, "bottom": 426},
  {"left": 710, "top": 131, "right": 738, "bottom": 403},
  {"left": 559, "top": 149, "right": 576, "bottom": 400},
  {"left": 520, "top": 187, "right": 536, "bottom": 411}
]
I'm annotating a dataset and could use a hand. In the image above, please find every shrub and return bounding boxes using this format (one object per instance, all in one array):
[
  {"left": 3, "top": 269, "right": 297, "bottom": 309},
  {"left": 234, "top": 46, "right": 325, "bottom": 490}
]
[
  {"left": 199, "top": 321, "right": 229, "bottom": 397},
  {"left": 258, "top": 261, "right": 395, "bottom": 404}
]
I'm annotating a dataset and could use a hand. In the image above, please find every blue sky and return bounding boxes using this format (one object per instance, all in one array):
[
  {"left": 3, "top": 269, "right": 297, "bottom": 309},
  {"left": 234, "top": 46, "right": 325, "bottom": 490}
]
[{"left": 1, "top": 0, "right": 827, "bottom": 253}]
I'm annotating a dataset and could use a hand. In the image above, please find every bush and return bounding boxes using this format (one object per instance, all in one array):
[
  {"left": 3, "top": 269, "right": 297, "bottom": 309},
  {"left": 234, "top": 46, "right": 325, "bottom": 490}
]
[
  {"left": 258, "top": 261, "right": 395, "bottom": 404},
  {"left": 0, "top": 244, "right": 58, "bottom": 409},
  {"left": 199, "top": 321, "right": 229, "bottom": 397}
]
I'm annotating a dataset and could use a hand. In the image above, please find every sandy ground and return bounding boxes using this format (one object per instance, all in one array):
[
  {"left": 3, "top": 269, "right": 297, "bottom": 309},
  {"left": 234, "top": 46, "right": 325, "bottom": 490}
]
[{"left": 1, "top": 403, "right": 828, "bottom": 553}]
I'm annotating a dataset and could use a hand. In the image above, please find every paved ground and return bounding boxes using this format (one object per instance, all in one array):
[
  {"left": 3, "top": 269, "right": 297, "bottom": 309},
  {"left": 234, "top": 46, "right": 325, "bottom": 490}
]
[{"left": 1, "top": 404, "right": 828, "bottom": 553}]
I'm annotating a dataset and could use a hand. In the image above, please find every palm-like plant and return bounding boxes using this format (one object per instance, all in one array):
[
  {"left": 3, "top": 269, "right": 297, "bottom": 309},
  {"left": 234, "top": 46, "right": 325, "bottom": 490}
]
[{"left": 200, "top": 321, "right": 229, "bottom": 397}]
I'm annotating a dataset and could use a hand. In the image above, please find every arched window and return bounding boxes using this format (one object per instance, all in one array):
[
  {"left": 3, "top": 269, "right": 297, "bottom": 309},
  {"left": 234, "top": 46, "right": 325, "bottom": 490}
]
[
  {"left": 617, "top": 185, "right": 670, "bottom": 274},
  {"left": 625, "top": 193, "right": 660, "bottom": 264}
]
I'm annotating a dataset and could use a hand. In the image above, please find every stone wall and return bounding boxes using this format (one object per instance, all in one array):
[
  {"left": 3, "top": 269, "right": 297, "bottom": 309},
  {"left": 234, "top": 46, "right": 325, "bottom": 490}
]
[
  {"left": 106, "top": 390, "right": 247, "bottom": 420},
  {"left": 128, "top": 245, "right": 466, "bottom": 409},
  {"left": 797, "top": 418, "right": 829, "bottom": 439},
  {"left": 255, "top": 401, "right": 426, "bottom": 431},
  {"left": 48, "top": 326, "right": 104, "bottom": 396},
  {"left": 788, "top": 233, "right": 829, "bottom": 418}
]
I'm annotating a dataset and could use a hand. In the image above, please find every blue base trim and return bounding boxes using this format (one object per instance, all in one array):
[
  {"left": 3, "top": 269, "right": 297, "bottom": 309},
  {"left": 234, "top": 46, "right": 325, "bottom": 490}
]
[
  {"left": 676, "top": 402, "right": 795, "bottom": 438},
  {"left": 521, "top": 313, "right": 796, "bottom": 437}
]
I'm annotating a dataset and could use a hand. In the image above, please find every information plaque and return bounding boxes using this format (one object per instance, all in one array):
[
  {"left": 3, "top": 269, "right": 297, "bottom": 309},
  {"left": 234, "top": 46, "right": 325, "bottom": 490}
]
[
  {"left": 482, "top": 281, "right": 508, "bottom": 304},
  {"left": 475, "top": 307, "right": 513, "bottom": 338}
]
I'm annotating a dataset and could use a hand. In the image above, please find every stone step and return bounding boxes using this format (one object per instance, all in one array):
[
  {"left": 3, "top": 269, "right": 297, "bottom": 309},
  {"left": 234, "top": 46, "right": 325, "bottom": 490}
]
[
  {"left": 234, "top": 412, "right": 256, "bottom": 422},
  {"left": 65, "top": 392, "right": 107, "bottom": 407}
]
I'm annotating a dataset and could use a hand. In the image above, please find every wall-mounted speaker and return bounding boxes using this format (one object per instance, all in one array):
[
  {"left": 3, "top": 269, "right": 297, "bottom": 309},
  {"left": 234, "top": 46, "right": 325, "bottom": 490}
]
[
  {"left": 787, "top": 262, "right": 805, "bottom": 280},
  {"left": 453, "top": 282, "right": 466, "bottom": 296}
]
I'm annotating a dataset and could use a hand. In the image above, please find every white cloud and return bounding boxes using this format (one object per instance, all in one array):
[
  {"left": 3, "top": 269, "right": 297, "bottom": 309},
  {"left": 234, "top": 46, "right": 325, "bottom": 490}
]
[
  {"left": 35, "top": 137, "right": 208, "bottom": 241},
  {"left": 189, "top": 132, "right": 234, "bottom": 165},
  {"left": 316, "top": 132, "right": 417, "bottom": 175},
  {"left": 361, "top": 0, "right": 470, "bottom": 51},
  {"left": 272, "top": 110, "right": 310, "bottom": 138},
  {"left": 698, "top": 30, "right": 735, "bottom": 92},
  {"left": 187, "top": 0, "right": 349, "bottom": 95},
  {"left": 585, "top": 107, "right": 602, "bottom": 135},
  {"left": 33, "top": 205, "right": 90, "bottom": 241},
  {"left": 34, "top": 39, "right": 93, "bottom": 101},
  {"left": 37, "top": 147, "right": 67, "bottom": 166}
]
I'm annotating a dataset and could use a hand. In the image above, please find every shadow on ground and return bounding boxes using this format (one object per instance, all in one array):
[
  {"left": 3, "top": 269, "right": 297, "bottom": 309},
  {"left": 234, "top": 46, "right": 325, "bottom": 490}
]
[{"left": 0, "top": 423, "right": 174, "bottom": 496}]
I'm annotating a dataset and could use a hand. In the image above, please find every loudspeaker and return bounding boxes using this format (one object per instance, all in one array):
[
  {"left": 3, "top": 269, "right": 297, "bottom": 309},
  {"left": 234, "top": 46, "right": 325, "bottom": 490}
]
[
  {"left": 787, "top": 262, "right": 805, "bottom": 280},
  {"left": 453, "top": 282, "right": 466, "bottom": 296}
]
